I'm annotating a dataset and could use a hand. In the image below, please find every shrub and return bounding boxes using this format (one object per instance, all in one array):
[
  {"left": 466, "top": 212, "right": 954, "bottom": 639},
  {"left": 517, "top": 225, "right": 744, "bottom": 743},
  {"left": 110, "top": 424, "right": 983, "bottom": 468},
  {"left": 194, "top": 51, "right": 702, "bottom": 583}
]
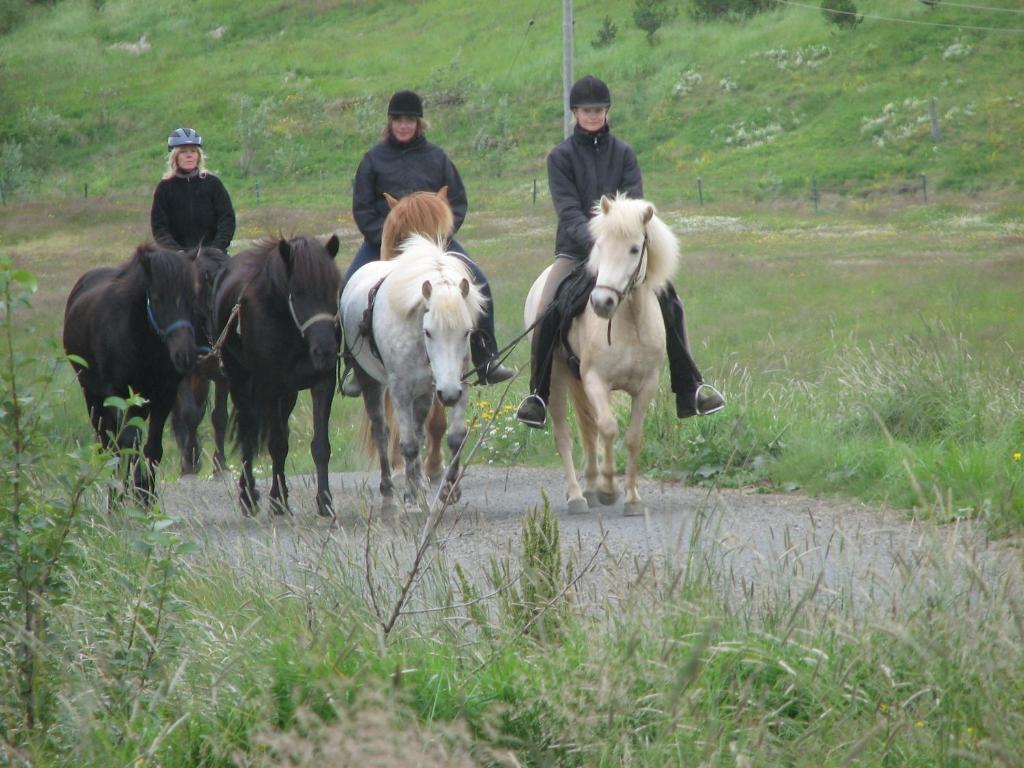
[
  {"left": 690, "top": 0, "right": 778, "bottom": 22},
  {"left": 591, "top": 15, "right": 618, "bottom": 48},
  {"left": 633, "top": 0, "right": 677, "bottom": 45},
  {"left": 821, "top": 0, "right": 862, "bottom": 29}
]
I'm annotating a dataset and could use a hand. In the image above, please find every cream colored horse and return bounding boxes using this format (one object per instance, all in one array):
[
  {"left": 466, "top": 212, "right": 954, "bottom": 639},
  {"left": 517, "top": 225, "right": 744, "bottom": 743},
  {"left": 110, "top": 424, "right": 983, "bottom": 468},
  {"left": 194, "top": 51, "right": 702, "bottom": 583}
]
[{"left": 524, "top": 194, "right": 680, "bottom": 516}]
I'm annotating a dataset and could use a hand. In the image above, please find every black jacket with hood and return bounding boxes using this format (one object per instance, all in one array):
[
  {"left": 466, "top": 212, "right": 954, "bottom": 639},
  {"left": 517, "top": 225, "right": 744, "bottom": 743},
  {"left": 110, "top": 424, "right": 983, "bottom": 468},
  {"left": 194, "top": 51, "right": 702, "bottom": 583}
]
[
  {"left": 547, "top": 123, "right": 643, "bottom": 260},
  {"left": 352, "top": 134, "right": 468, "bottom": 245}
]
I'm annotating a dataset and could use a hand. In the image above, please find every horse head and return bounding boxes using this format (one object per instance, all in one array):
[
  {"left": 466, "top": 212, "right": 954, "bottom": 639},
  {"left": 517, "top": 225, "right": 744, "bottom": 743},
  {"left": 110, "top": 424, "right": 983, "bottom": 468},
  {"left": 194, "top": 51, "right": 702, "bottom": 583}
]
[
  {"left": 278, "top": 234, "right": 342, "bottom": 371},
  {"left": 587, "top": 194, "right": 679, "bottom": 319},
  {"left": 381, "top": 188, "right": 454, "bottom": 260},
  {"left": 190, "top": 245, "right": 230, "bottom": 346},
  {"left": 140, "top": 246, "right": 198, "bottom": 373},
  {"left": 420, "top": 275, "right": 477, "bottom": 406}
]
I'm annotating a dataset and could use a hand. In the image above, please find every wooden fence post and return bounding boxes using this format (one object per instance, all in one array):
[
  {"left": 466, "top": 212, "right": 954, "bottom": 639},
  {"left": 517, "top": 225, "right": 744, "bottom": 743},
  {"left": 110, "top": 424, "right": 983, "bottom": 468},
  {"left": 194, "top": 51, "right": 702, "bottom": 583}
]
[
  {"left": 697, "top": 176, "right": 704, "bottom": 207},
  {"left": 920, "top": 173, "right": 928, "bottom": 203}
]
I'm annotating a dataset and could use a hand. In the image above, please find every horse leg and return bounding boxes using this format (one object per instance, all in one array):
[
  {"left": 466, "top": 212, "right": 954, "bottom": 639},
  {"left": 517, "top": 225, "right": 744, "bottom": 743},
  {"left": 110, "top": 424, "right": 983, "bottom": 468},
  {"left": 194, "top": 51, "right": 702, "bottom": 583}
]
[
  {"left": 569, "top": 377, "right": 602, "bottom": 509},
  {"left": 267, "top": 392, "right": 297, "bottom": 516},
  {"left": 385, "top": 394, "right": 404, "bottom": 475},
  {"left": 210, "top": 372, "right": 230, "bottom": 472},
  {"left": 360, "top": 375, "right": 394, "bottom": 507},
  {"left": 582, "top": 371, "right": 620, "bottom": 506},
  {"left": 230, "top": 376, "right": 260, "bottom": 516},
  {"left": 397, "top": 392, "right": 430, "bottom": 506},
  {"left": 138, "top": 395, "right": 173, "bottom": 504},
  {"left": 171, "top": 375, "right": 205, "bottom": 475},
  {"left": 622, "top": 377, "right": 659, "bottom": 517},
  {"left": 425, "top": 396, "right": 448, "bottom": 484},
  {"left": 309, "top": 377, "right": 335, "bottom": 517},
  {"left": 551, "top": 370, "right": 586, "bottom": 515},
  {"left": 439, "top": 387, "right": 468, "bottom": 506}
]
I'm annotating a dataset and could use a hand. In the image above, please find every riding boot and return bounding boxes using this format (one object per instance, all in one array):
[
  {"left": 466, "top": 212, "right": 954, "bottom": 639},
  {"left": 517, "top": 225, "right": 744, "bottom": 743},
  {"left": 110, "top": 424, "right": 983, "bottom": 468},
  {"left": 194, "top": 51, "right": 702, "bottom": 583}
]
[
  {"left": 515, "top": 304, "right": 562, "bottom": 428},
  {"left": 470, "top": 328, "right": 515, "bottom": 385},
  {"left": 339, "top": 345, "right": 362, "bottom": 397},
  {"left": 658, "top": 284, "right": 725, "bottom": 418}
]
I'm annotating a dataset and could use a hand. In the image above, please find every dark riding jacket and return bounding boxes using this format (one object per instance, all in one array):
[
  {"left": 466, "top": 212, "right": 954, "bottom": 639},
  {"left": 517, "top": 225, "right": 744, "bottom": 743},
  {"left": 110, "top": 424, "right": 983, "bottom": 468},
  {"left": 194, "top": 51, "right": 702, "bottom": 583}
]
[
  {"left": 352, "top": 134, "right": 468, "bottom": 246},
  {"left": 548, "top": 124, "right": 643, "bottom": 260},
  {"left": 150, "top": 172, "right": 236, "bottom": 252}
]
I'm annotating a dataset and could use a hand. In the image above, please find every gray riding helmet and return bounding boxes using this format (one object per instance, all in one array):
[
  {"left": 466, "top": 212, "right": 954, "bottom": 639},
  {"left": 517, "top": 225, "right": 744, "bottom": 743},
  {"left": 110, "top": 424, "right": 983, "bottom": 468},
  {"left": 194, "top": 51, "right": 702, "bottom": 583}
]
[{"left": 167, "top": 127, "right": 202, "bottom": 151}]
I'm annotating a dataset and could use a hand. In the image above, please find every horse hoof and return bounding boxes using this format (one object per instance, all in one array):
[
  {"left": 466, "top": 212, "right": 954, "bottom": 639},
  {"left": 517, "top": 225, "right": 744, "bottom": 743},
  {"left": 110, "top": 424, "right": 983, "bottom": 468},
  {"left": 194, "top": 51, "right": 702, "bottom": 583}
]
[
  {"left": 316, "top": 501, "right": 335, "bottom": 518},
  {"left": 269, "top": 497, "right": 291, "bottom": 517},
  {"left": 381, "top": 497, "right": 399, "bottom": 515},
  {"left": 438, "top": 483, "right": 461, "bottom": 505},
  {"left": 583, "top": 490, "right": 602, "bottom": 508},
  {"left": 597, "top": 489, "right": 620, "bottom": 506},
  {"left": 567, "top": 498, "right": 589, "bottom": 515},
  {"left": 623, "top": 501, "right": 645, "bottom": 517}
]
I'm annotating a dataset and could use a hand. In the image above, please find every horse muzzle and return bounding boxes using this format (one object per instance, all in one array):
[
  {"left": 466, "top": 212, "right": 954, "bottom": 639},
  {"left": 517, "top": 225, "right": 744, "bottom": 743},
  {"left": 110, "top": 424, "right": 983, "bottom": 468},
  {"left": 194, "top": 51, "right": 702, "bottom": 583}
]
[
  {"left": 590, "top": 287, "right": 621, "bottom": 319},
  {"left": 436, "top": 385, "right": 462, "bottom": 408}
]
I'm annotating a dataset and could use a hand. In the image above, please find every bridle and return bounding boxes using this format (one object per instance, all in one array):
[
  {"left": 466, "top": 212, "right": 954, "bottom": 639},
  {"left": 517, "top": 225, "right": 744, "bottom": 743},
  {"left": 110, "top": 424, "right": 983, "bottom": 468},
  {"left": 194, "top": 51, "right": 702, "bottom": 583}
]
[
  {"left": 145, "top": 290, "right": 195, "bottom": 342},
  {"left": 288, "top": 293, "right": 338, "bottom": 336},
  {"left": 592, "top": 233, "right": 649, "bottom": 344}
]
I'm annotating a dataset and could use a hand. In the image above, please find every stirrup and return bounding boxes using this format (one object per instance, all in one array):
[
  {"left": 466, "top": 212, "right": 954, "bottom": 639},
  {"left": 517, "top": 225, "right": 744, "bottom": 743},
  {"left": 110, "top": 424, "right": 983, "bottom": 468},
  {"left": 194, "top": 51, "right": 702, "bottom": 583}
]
[
  {"left": 694, "top": 383, "right": 726, "bottom": 416},
  {"left": 339, "top": 366, "right": 362, "bottom": 397},
  {"left": 515, "top": 394, "right": 548, "bottom": 429}
]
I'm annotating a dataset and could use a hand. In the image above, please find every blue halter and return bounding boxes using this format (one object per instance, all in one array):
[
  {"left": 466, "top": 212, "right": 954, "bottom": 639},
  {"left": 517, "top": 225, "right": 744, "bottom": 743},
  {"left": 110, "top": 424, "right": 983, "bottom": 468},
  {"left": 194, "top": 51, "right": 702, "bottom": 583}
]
[{"left": 146, "top": 291, "right": 195, "bottom": 342}]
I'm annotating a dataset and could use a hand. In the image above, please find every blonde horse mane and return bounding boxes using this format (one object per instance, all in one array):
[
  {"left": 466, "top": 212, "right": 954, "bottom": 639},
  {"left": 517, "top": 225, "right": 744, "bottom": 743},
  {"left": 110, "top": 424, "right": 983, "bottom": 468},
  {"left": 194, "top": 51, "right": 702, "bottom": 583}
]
[
  {"left": 381, "top": 188, "right": 455, "bottom": 260},
  {"left": 587, "top": 193, "right": 679, "bottom": 289},
  {"left": 382, "top": 235, "right": 486, "bottom": 329}
]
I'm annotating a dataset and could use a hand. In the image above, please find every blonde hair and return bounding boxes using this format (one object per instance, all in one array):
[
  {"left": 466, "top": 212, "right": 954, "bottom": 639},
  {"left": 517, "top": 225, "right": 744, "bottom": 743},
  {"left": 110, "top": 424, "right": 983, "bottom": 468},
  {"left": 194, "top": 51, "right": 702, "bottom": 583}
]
[
  {"left": 163, "top": 145, "right": 209, "bottom": 180},
  {"left": 381, "top": 116, "right": 430, "bottom": 141}
]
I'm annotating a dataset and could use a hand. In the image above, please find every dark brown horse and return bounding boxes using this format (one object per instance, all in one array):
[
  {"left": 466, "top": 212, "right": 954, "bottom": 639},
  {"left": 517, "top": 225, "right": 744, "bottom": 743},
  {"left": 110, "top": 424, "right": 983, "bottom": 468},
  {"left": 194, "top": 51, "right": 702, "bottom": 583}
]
[
  {"left": 170, "top": 246, "right": 231, "bottom": 475},
  {"left": 213, "top": 235, "right": 341, "bottom": 517},
  {"left": 63, "top": 244, "right": 199, "bottom": 499}
]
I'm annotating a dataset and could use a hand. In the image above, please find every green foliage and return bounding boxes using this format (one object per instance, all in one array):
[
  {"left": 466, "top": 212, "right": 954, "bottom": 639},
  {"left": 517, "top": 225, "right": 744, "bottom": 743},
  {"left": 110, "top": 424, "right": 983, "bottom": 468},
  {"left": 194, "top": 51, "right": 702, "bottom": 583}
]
[
  {"left": 633, "top": 0, "right": 678, "bottom": 44},
  {"left": 821, "top": 0, "right": 862, "bottom": 29},
  {"left": 591, "top": 14, "right": 618, "bottom": 49},
  {"left": 690, "top": 0, "right": 779, "bottom": 21}
]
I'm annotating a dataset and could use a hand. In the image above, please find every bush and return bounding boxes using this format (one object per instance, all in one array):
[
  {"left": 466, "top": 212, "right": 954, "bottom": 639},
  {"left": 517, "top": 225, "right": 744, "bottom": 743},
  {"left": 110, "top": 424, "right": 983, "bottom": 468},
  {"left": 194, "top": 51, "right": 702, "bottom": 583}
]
[
  {"left": 591, "top": 15, "right": 618, "bottom": 48},
  {"left": 690, "top": 0, "right": 778, "bottom": 22},
  {"left": 821, "top": 0, "right": 862, "bottom": 29},
  {"left": 633, "top": 0, "right": 677, "bottom": 44}
]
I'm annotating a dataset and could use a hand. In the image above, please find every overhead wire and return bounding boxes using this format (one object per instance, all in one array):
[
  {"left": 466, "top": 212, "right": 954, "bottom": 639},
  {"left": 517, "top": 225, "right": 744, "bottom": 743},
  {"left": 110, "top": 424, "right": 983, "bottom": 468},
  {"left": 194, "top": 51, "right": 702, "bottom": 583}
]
[
  {"left": 777, "top": 0, "right": 1024, "bottom": 32},
  {"left": 901, "top": 0, "right": 1024, "bottom": 14}
]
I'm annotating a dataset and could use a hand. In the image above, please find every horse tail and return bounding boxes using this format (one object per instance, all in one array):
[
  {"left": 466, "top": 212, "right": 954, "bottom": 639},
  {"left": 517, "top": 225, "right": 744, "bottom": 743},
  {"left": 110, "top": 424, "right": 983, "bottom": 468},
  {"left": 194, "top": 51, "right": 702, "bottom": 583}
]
[
  {"left": 228, "top": 378, "right": 272, "bottom": 455},
  {"left": 357, "top": 391, "right": 402, "bottom": 469}
]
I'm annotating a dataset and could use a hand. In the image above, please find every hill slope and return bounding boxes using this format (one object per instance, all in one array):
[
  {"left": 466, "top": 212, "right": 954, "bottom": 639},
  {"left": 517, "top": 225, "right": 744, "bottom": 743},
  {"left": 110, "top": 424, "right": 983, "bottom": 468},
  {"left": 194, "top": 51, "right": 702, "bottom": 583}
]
[{"left": 1, "top": 0, "right": 1022, "bottom": 209}]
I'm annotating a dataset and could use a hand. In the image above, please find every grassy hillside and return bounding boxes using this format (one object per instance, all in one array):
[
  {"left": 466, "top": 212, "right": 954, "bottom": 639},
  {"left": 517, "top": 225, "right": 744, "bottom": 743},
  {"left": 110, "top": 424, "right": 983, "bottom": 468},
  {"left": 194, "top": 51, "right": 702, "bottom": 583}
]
[{"left": 1, "top": 0, "right": 1022, "bottom": 212}]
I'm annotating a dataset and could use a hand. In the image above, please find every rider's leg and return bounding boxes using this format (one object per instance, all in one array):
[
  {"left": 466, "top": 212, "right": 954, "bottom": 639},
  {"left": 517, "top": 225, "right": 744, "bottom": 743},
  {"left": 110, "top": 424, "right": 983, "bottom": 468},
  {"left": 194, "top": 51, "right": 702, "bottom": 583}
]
[
  {"left": 448, "top": 240, "right": 514, "bottom": 385},
  {"left": 340, "top": 240, "right": 382, "bottom": 397},
  {"left": 516, "top": 256, "right": 578, "bottom": 428},
  {"left": 658, "top": 284, "right": 725, "bottom": 418}
]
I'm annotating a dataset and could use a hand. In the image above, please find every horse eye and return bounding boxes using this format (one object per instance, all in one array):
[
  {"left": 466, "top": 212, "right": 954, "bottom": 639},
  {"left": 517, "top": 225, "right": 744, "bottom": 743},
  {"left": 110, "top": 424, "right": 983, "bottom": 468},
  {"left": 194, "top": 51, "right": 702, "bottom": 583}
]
[
  {"left": 424, "top": 330, "right": 432, "bottom": 340},
  {"left": 630, "top": 245, "right": 641, "bottom": 255}
]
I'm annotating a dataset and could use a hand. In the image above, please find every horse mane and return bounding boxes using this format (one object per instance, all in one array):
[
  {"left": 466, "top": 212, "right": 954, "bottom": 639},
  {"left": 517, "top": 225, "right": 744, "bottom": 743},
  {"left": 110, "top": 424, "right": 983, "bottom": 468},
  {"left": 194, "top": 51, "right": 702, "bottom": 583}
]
[
  {"left": 113, "top": 243, "right": 194, "bottom": 294},
  {"left": 383, "top": 234, "right": 485, "bottom": 329},
  {"left": 588, "top": 193, "right": 680, "bottom": 289},
  {"left": 248, "top": 236, "right": 340, "bottom": 297},
  {"left": 381, "top": 191, "right": 455, "bottom": 260}
]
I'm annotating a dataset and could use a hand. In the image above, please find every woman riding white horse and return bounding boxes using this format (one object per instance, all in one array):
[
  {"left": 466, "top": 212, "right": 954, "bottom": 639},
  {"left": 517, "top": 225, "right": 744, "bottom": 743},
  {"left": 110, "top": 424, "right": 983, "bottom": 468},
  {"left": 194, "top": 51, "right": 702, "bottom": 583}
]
[
  {"left": 340, "top": 235, "right": 485, "bottom": 508},
  {"left": 523, "top": 194, "right": 678, "bottom": 516}
]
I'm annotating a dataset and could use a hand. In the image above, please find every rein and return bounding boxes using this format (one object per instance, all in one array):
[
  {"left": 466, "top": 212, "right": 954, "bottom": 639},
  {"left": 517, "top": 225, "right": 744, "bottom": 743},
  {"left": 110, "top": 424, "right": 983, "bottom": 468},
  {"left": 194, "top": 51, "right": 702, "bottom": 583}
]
[
  {"left": 592, "top": 235, "right": 648, "bottom": 345},
  {"left": 145, "top": 291, "right": 195, "bottom": 342},
  {"left": 460, "top": 303, "right": 554, "bottom": 384}
]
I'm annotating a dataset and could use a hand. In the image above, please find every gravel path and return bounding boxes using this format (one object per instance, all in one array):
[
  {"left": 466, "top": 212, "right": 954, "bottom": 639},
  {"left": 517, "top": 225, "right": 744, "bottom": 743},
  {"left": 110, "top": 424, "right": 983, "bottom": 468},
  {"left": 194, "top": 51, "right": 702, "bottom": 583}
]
[{"left": 161, "top": 466, "right": 1021, "bottom": 615}]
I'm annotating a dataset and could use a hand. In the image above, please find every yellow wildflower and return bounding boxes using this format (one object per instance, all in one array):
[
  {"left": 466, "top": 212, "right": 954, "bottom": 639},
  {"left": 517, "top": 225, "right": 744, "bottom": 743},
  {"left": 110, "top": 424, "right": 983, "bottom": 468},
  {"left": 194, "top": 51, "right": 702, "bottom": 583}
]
[{"left": 1013, "top": 452, "right": 1022, "bottom": 461}]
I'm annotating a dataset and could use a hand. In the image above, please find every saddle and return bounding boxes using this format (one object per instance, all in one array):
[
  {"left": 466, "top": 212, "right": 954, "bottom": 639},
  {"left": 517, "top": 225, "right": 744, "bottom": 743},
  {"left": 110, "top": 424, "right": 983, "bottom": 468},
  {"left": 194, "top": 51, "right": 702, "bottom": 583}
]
[{"left": 550, "top": 261, "right": 596, "bottom": 380}]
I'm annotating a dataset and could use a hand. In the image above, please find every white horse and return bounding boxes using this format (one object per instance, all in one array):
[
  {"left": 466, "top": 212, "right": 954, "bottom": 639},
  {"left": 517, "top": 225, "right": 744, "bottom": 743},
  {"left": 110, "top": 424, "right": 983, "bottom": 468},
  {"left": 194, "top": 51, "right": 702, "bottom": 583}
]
[
  {"left": 524, "top": 194, "right": 680, "bottom": 516},
  {"left": 340, "top": 235, "right": 485, "bottom": 508}
]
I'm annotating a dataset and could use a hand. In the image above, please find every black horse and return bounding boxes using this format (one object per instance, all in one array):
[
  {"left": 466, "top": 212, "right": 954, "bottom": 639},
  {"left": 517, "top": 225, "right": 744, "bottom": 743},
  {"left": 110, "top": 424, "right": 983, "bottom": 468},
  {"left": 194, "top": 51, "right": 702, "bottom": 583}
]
[
  {"left": 170, "top": 246, "right": 231, "bottom": 475},
  {"left": 213, "top": 235, "right": 341, "bottom": 517},
  {"left": 63, "top": 244, "right": 199, "bottom": 499}
]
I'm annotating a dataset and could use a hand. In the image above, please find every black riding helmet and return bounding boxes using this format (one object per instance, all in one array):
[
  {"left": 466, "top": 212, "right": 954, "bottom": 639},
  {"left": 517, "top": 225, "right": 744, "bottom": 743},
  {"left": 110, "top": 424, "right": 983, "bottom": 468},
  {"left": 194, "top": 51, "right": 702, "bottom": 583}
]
[
  {"left": 569, "top": 75, "right": 611, "bottom": 109},
  {"left": 167, "top": 127, "right": 202, "bottom": 151},
  {"left": 387, "top": 90, "right": 423, "bottom": 117}
]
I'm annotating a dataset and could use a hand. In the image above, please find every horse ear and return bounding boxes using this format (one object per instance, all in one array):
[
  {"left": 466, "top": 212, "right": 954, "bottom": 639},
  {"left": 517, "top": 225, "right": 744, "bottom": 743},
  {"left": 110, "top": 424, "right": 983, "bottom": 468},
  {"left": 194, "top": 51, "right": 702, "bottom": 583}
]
[
  {"left": 642, "top": 205, "right": 655, "bottom": 224},
  {"left": 459, "top": 278, "right": 469, "bottom": 298},
  {"left": 421, "top": 280, "right": 432, "bottom": 300},
  {"left": 600, "top": 195, "right": 613, "bottom": 214},
  {"left": 140, "top": 249, "right": 153, "bottom": 278},
  {"left": 437, "top": 186, "right": 448, "bottom": 201},
  {"left": 325, "top": 234, "right": 340, "bottom": 258},
  {"left": 384, "top": 192, "right": 400, "bottom": 209},
  {"left": 278, "top": 239, "right": 292, "bottom": 266}
]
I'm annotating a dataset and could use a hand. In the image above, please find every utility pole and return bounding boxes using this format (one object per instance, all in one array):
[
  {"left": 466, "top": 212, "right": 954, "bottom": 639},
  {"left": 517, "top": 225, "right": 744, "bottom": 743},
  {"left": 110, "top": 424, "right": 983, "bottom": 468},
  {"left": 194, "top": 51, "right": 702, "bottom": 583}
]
[{"left": 563, "top": 0, "right": 573, "bottom": 138}]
